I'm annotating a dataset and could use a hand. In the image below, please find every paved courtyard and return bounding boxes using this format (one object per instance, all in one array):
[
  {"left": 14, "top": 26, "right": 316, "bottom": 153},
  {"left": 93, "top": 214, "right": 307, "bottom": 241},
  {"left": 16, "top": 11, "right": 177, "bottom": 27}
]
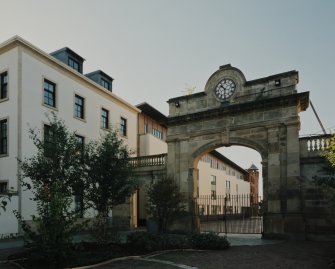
[
  {"left": 87, "top": 240, "right": 335, "bottom": 269},
  {"left": 0, "top": 235, "right": 334, "bottom": 269}
]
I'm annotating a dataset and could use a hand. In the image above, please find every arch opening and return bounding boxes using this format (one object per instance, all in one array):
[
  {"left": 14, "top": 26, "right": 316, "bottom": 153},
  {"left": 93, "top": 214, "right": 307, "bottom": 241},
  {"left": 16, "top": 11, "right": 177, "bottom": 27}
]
[{"left": 194, "top": 144, "right": 264, "bottom": 234}]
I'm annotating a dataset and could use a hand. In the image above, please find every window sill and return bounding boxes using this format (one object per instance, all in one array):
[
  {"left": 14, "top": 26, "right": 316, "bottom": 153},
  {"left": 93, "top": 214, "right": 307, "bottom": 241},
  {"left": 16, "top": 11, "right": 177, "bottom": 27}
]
[
  {"left": 0, "top": 153, "right": 9, "bottom": 158},
  {"left": 0, "top": 98, "right": 9, "bottom": 103},
  {"left": 42, "top": 104, "right": 58, "bottom": 111},
  {"left": 0, "top": 191, "right": 18, "bottom": 196},
  {"left": 74, "top": 116, "right": 86, "bottom": 123}
]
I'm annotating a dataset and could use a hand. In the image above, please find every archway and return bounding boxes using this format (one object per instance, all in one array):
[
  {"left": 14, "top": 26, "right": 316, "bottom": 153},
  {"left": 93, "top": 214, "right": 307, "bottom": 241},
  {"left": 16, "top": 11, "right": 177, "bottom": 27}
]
[
  {"left": 195, "top": 145, "right": 263, "bottom": 234},
  {"left": 166, "top": 64, "right": 309, "bottom": 238}
]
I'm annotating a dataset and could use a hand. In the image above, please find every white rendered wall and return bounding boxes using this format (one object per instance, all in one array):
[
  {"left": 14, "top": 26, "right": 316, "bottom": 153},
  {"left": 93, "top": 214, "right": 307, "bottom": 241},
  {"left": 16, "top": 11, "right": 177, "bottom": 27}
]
[
  {"left": 0, "top": 45, "right": 139, "bottom": 234},
  {"left": 19, "top": 48, "right": 138, "bottom": 220},
  {"left": 139, "top": 133, "right": 167, "bottom": 156},
  {"left": 198, "top": 159, "right": 250, "bottom": 197},
  {"left": 0, "top": 47, "right": 20, "bottom": 235}
]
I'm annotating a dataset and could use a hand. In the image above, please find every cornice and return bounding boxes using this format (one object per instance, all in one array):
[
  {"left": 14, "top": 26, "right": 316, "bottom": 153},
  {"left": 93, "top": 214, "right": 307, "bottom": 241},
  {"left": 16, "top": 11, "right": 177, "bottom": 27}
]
[
  {"left": 0, "top": 36, "right": 140, "bottom": 114},
  {"left": 167, "top": 92, "right": 309, "bottom": 126}
]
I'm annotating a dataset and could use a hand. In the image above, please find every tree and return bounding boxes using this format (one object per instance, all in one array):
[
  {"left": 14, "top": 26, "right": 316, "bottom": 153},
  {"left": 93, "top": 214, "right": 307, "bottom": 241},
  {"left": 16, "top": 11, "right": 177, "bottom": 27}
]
[
  {"left": 147, "top": 177, "right": 186, "bottom": 233},
  {"left": 314, "top": 135, "right": 335, "bottom": 206},
  {"left": 0, "top": 186, "right": 15, "bottom": 214},
  {"left": 16, "top": 114, "right": 86, "bottom": 266},
  {"left": 85, "top": 128, "right": 137, "bottom": 243},
  {"left": 0, "top": 193, "right": 11, "bottom": 214},
  {"left": 323, "top": 135, "right": 335, "bottom": 167}
]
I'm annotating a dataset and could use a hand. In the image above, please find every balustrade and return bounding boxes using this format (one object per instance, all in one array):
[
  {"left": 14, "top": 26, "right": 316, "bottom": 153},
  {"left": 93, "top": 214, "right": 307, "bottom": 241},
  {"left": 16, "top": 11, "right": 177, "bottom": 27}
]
[
  {"left": 300, "top": 134, "right": 332, "bottom": 152},
  {"left": 129, "top": 153, "right": 167, "bottom": 168}
]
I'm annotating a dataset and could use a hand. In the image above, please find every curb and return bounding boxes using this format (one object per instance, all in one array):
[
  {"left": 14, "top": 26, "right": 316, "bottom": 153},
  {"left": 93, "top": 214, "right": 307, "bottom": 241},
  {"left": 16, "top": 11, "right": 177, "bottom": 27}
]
[
  {"left": 70, "top": 249, "right": 206, "bottom": 269},
  {"left": 70, "top": 255, "right": 142, "bottom": 269}
]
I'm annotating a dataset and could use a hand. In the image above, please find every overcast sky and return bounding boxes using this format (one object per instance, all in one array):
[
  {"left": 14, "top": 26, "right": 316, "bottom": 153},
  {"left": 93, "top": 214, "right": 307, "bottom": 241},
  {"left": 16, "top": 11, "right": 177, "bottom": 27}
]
[{"left": 2, "top": 0, "right": 335, "bottom": 194}]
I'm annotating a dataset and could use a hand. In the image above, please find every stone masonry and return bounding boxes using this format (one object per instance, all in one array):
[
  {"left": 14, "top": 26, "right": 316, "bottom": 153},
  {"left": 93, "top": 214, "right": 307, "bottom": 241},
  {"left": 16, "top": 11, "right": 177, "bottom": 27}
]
[{"left": 166, "top": 65, "right": 309, "bottom": 239}]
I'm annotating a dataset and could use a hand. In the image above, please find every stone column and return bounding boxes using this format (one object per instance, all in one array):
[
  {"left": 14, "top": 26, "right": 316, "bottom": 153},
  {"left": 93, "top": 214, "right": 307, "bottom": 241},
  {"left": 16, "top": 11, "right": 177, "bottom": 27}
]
[
  {"left": 263, "top": 126, "right": 285, "bottom": 238},
  {"left": 167, "top": 138, "right": 198, "bottom": 232},
  {"left": 284, "top": 123, "right": 305, "bottom": 237}
]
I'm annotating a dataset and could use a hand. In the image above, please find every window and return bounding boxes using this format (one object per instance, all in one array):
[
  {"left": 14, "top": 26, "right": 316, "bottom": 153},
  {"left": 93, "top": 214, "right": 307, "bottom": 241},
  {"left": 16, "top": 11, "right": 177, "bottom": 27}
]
[
  {"left": 210, "top": 175, "right": 216, "bottom": 199},
  {"left": 0, "top": 181, "right": 8, "bottom": 193},
  {"left": 210, "top": 175, "right": 216, "bottom": 185},
  {"left": 100, "top": 78, "right": 110, "bottom": 90},
  {"left": 68, "top": 57, "right": 80, "bottom": 72},
  {"left": 120, "top": 117, "right": 127, "bottom": 136},
  {"left": 152, "top": 128, "right": 162, "bottom": 139},
  {"left": 74, "top": 95, "right": 84, "bottom": 119},
  {"left": 211, "top": 191, "right": 216, "bottom": 200},
  {"left": 101, "top": 108, "right": 109, "bottom": 129},
  {"left": 75, "top": 193, "right": 84, "bottom": 217},
  {"left": 0, "top": 72, "right": 8, "bottom": 99},
  {"left": 75, "top": 135, "right": 85, "bottom": 157},
  {"left": 73, "top": 130, "right": 84, "bottom": 217},
  {"left": 44, "top": 124, "right": 53, "bottom": 156},
  {"left": 43, "top": 79, "right": 56, "bottom": 107},
  {"left": 144, "top": 124, "right": 148, "bottom": 134},
  {"left": 226, "top": 180, "right": 231, "bottom": 189},
  {"left": 0, "top": 119, "right": 8, "bottom": 155}
]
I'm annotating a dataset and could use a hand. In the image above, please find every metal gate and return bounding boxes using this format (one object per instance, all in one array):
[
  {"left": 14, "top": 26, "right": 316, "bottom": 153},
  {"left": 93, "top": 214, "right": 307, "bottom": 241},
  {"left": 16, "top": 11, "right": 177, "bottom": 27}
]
[{"left": 195, "top": 194, "right": 263, "bottom": 234}]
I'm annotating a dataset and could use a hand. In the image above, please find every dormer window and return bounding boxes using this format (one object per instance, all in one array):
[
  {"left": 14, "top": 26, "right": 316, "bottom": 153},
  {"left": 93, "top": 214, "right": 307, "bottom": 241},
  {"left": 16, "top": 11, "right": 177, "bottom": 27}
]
[
  {"left": 85, "top": 70, "right": 113, "bottom": 92},
  {"left": 68, "top": 57, "right": 80, "bottom": 72},
  {"left": 50, "top": 47, "right": 84, "bottom": 74},
  {"left": 100, "top": 78, "right": 110, "bottom": 90}
]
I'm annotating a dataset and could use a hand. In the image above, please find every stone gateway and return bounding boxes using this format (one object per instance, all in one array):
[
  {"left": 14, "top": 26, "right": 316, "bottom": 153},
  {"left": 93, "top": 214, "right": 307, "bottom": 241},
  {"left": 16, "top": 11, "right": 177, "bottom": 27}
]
[{"left": 166, "top": 64, "right": 310, "bottom": 239}]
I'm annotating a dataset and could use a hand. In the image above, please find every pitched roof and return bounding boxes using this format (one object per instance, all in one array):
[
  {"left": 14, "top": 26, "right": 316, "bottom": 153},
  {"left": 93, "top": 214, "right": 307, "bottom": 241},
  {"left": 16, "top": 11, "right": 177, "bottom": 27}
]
[
  {"left": 209, "top": 150, "right": 248, "bottom": 175},
  {"left": 247, "top": 163, "right": 259, "bottom": 170},
  {"left": 136, "top": 102, "right": 167, "bottom": 127}
]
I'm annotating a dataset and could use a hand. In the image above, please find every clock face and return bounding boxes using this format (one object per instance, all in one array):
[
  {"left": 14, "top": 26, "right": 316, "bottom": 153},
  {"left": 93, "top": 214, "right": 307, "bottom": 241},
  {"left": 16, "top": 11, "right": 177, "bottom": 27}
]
[{"left": 214, "top": 79, "right": 236, "bottom": 101}]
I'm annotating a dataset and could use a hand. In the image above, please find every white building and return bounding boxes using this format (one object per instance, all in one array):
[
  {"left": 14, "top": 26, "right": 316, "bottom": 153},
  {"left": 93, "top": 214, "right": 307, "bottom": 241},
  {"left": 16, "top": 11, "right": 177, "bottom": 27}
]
[
  {"left": 198, "top": 151, "right": 250, "bottom": 197},
  {"left": 0, "top": 36, "right": 140, "bottom": 236},
  {"left": 197, "top": 151, "right": 251, "bottom": 216}
]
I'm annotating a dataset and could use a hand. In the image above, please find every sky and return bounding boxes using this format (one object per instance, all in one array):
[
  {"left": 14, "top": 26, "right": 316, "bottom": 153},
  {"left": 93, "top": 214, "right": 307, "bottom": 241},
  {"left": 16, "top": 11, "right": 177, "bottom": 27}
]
[{"left": 1, "top": 0, "right": 335, "bottom": 194}]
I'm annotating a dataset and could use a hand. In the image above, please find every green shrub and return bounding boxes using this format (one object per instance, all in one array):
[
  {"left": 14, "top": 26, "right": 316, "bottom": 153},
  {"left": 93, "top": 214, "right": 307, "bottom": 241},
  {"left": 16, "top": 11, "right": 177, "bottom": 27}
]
[
  {"left": 126, "top": 231, "right": 230, "bottom": 252},
  {"left": 159, "top": 233, "right": 190, "bottom": 249},
  {"left": 126, "top": 231, "right": 161, "bottom": 252},
  {"left": 190, "top": 232, "right": 230, "bottom": 250}
]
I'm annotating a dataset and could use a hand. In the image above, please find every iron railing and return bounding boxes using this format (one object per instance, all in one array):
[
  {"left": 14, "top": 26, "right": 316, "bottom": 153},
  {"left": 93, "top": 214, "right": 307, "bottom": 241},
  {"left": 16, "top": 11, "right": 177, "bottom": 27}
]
[{"left": 195, "top": 194, "right": 263, "bottom": 234}]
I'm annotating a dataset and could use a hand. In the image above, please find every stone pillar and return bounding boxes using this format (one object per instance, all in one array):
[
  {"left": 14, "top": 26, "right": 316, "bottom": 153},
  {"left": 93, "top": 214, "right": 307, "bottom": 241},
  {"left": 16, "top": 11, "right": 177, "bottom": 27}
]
[
  {"left": 283, "top": 123, "right": 305, "bottom": 237},
  {"left": 167, "top": 138, "right": 199, "bottom": 232},
  {"left": 263, "top": 126, "right": 285, "bottom": 238},
  {"left": 263, "top": 123, "right": 305, "bottom": 239}
]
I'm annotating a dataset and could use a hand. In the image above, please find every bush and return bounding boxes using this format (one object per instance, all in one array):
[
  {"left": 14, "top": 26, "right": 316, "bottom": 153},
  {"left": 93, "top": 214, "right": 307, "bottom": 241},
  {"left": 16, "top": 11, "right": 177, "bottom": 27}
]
[
  {"left": 127, "top": 231, "right": 190, "bottom": 252},
  {"left": 126, "top": 231, "right": 230, "bottom": 252},
  {"left": 126, "top": 231, "right": 161, "bottom": 252},
  {"left": 190, "top": 232, "right": 230, "bottom": 250},
  {"left": 147, "top": 177, "right": 186, "bottom": 233}
]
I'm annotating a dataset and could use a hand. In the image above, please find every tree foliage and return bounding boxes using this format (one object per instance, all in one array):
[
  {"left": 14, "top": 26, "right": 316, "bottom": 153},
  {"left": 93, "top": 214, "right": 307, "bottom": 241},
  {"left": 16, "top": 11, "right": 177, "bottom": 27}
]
[
  {"left": 147, "top": 177, "right": 186, "bottom": 233},
  {"left": 323, "top": 135, "right": 335, "bottom": 168},
  {"left": 0, "top": 193, "right": 11, "bottom": 214},
  {"left": 314, "top": 135, "right": 335, "bottom": 206},
  {"left": 85, "top": 129, "right": 137, "bottom": 243},
  {"left": 16, "top": 114, "right": 86, "bottom": 266}
]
